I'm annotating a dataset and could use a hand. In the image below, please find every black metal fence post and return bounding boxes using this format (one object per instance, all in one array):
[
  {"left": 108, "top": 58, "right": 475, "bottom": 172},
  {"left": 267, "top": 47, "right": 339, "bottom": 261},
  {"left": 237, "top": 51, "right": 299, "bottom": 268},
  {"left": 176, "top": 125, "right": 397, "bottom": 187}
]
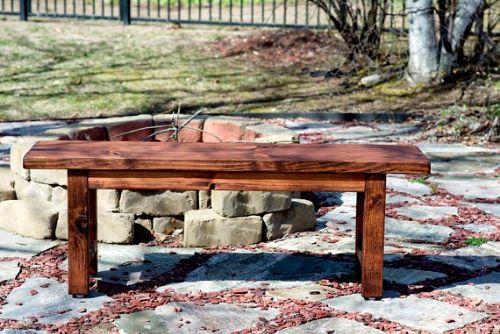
[
  {"left": 19, "top": 0, "right": 29, "bottom": 20},
  {"left": 120, "top": 0, "right": 131, "bottom": 24}
]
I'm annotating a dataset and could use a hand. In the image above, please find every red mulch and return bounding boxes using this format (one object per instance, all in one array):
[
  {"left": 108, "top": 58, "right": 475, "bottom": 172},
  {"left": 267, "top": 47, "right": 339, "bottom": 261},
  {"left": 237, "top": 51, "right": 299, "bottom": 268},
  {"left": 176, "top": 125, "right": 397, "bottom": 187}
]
[{"left": 212, "top": 29, "right": 347, "bottom": 66}]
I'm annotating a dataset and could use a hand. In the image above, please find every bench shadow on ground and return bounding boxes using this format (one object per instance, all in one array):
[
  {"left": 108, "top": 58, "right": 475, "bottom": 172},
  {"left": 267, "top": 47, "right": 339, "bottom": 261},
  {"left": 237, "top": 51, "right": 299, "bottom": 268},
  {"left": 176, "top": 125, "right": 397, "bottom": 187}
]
[{"left": 93, "top": 250, "right": 500, "bottom": 298}]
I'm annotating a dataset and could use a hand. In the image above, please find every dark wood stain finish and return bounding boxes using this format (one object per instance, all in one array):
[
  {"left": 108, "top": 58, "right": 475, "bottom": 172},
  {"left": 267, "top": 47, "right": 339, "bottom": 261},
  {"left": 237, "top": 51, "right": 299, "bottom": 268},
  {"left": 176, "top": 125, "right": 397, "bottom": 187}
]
[
  {"left": 67, "top": 170, "right": 90, "bottom": 296},
  {"left": 24, "top": 141, "right": 430, "bottom": 174},
  {"left": 361, "top": 174, "right": 386, "bottom": 298},
  {"left": 24, "top": 141, "right": 430, "bottom": 299}
]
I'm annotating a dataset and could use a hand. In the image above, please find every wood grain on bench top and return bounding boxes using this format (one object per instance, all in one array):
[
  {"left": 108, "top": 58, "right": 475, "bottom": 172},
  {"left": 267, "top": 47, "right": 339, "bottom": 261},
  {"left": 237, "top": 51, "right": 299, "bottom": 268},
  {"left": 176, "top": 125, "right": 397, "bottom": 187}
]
[{"left": 24, "top": 140, "right": 430, "bottom": 174}]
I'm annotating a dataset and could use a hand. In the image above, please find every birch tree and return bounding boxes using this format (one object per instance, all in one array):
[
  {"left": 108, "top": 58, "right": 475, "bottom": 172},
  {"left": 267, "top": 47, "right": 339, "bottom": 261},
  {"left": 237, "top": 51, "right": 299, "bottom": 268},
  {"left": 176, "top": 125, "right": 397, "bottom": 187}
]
[{"left": 406, "top": 0, "right": 485, "bottom": 84}]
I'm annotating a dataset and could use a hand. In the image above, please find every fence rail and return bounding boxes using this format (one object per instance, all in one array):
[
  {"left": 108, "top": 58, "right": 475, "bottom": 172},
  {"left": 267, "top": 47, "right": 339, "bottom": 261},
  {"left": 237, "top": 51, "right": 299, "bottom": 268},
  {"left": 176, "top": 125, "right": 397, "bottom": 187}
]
[
  {"left": 1, "top": 0, "right": 497, "bottom": 33},
  {"left": 1, "top": 0, "right": 412, "bottom": 29}
]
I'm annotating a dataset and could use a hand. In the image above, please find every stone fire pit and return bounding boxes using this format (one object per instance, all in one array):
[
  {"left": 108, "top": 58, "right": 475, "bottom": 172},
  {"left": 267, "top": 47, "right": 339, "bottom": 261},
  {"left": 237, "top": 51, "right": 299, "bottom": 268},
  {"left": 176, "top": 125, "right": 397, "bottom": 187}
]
[{"left": 1, "top": 114, "right": 317, "bottom": 246}]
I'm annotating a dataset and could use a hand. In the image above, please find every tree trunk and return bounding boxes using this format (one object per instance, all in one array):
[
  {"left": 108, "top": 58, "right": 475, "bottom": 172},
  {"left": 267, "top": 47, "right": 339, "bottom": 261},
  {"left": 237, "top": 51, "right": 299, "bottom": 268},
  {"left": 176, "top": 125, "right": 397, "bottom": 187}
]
[
  {"left": 438, "top": 0, "right": 485, "bottom": 77},
  {"left": 406, "top": 0, "right": 439, "bottom": 84}
]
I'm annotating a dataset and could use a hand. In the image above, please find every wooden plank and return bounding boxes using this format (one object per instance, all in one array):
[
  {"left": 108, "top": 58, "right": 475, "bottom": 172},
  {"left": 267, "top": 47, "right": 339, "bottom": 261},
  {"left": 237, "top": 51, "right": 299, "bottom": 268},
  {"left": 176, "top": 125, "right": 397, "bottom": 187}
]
[
  {"left": 88, "top": 171, "right": 366, "bottom": 192},
  {"left": 24, "top": 141, "right": 430, "bottom": 174},
  {"left": 88, "top": 188, "right": 97, "bottom": 275},
  {"left": 67, "top": 170, "right": 90, "bottom": 296},
  {"left": 361, "top": 174, "right": 386, "bottom": 299}
]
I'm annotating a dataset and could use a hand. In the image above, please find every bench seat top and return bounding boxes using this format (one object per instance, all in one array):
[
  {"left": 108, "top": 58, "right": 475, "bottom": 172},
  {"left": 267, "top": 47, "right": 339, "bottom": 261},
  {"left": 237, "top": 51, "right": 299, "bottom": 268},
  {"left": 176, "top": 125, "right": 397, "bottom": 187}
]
[{"left": 24, "top": 140, "right": 430, "bottom": 174}]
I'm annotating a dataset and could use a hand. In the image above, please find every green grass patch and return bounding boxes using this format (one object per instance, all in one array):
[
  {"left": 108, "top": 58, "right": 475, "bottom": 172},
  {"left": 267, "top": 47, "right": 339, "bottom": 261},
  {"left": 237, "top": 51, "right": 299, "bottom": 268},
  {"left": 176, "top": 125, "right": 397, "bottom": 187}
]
[
  {"left": 410, "top": 177, "right": 427, "bottom": 185},
  {"left": 465, "top": 237, "right": 488, "bottom": 247}
]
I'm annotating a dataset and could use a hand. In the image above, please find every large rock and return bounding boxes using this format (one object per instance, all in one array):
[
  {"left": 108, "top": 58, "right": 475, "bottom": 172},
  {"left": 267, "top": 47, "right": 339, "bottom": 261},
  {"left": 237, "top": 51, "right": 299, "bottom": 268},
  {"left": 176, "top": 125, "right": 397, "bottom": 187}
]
[
  {"left": 0, "top": 166, "right": 16, "bottom": 201},
  {"left": 9, "top": 142, "right": 34, "bottom": 180},
  {"left": 56, "top": 209, "right": 134, "bottom": 244},
  {"left": 184, "top": 209, "right": 262, "bottom": 246},
  {"left": 263, "top": 199, "right": 316, "bottom": 240},
  {"left": 212, "top": 190, "right": 292, "bottom": 217},
  {"left": 119, "top": 189, "right": 197, "bottom": 216},
  {"left": 0, "top": 200, "right": 58, "bottom": 239},
  {"left": 30, "top": 169, "right": 67, "bottom": 186},
  {"left": 14, "top": 175, "right": 53, "bottom": 201}
]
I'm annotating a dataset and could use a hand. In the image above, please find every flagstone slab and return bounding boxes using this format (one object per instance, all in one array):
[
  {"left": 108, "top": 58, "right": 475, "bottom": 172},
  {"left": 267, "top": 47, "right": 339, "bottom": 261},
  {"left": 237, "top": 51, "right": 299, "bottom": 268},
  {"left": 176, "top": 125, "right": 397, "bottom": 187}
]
[
  {"left": 275, "top": 317, "right": 384, "bottom": 334},
  {"left": 387, "top": 176, "right": 432, "bottom": 196},
  {"left": 114, "top": 302, "right": 279, "bottom": 334},
  {"left": 60, "top": 244, "right": 199, "bottom": 285},
  {"left": 439, "top": 271, "right": 500, "bottom": 304},
  {"left": 265, "top": 235, "right": 355, "bottom": 254},
  {"left": 0, "top": 229, "right": 59, "bottom": 259},
  {"left": 386, "top": 194, "right": 422, "bottom": 205},
  {"left": 321, "top": 210, "right": 453, "bottom": 243},
  {"left": 395, "top": 205, "right": 458, "bottom": 220},
  {"left": 429, "top": 176, "right": 500, "bottom": 200},
  {"left": 323, "top": 294, "right": 487, "bottom": 333},
  {"left": 266, "top": 284, "right": 335, "bottom": 301},
  {"left": 265, "top": 235, "right": 411, "bottom": 261},
  {"left": 384, "top": 267, "right": 447, "bottom": 285},
  {"left": 0, "top": 330, "right": 47, "bottom": 334},
  {"left": 0, "top": 260, "right": 20, "bottom": 283},
  {"left": 460, "top": 224, "right": 497, "bottom": 233},
  {"left": 0, "top": 277, "right": 112, "bottom": 324},
  {"left": 425, "top": 241, "right": 500, "bottom": 271},
  {"left": 157, "top": 251, "right": 353, "bottom": 294},
  {"left": 472, "top": 203, "right": 500, "bottom": 217},
  {"left": 417, "top": 143, "right": 500, "bottom": 175}
]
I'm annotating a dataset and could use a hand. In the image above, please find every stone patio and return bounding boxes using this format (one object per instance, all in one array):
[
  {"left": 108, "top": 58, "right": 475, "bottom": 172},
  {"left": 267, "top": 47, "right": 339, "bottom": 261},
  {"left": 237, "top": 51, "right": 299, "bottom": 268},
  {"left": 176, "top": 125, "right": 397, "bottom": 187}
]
[{"left": 0, "top": 116, "right": 498, "bottom": 333}]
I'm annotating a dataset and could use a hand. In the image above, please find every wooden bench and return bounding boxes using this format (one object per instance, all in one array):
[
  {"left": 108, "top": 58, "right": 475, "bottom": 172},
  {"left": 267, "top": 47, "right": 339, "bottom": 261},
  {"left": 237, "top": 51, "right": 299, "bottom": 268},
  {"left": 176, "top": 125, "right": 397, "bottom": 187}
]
[{"left": 24, "top": 140, "right": 430, "bottom": 299}]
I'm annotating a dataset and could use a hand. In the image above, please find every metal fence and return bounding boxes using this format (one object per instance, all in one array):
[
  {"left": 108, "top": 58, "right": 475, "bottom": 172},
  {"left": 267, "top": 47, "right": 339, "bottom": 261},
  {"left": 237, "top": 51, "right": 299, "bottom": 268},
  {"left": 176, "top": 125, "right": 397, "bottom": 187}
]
[{"left": 1, "top": 0, "right": 412, "bottom": 29}]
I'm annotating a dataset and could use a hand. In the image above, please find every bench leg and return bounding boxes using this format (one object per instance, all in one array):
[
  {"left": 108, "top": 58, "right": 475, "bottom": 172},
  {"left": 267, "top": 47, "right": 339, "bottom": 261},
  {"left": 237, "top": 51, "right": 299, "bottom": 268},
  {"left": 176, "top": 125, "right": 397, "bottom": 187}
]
[
  {"left": 360, "top": 174, "right": 386, "bottom": 299},
  {"left": 355, "top": 191, "right": 365, "bottom": 280},
  {"left": 89, "top": 189, "right": 98, "bottom": 275},
  {"left": 67, "top": 170, "right": 90, "bottom": 296}
]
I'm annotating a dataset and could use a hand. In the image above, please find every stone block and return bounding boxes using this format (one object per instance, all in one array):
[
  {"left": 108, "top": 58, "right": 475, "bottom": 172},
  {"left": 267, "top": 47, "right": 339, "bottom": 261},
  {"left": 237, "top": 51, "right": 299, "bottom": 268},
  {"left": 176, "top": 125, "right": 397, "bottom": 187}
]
[
  {"left": 120, "top": 190, "right": 197, "bottom": 216},
  {"left": 14, "top": 175, "right": 53, "bottom": 201},
  {"left": 263, "top": 199, "right": 316, "bottom": 240},
  {"left": 199, "top": 190, "right": 211, "bottom": 209},
  {"left": 212, "top": 190, "right": 292, "bottom": 217},
  {"left": 43, "top": 123, "right": 107, "bottom": 141},
  {"left": 98, "top": 189, "right": 120, "bottom": 211},
  {"left": 184, "top": 209, "right": 262, "bottom": 246},
  {"left": 10, "top": 142, "right": 34, "bottom": 180},
  {"left": 0, "top": 166, "right": 16, "bottom": 202},
  {"left": 87, "top": 115, "right": 154, "bottom": 141},
  {"left": 153, "top": 114, "right": 206, "bottom": 142},
  {"left": 56, "top": 209, "right": 134, "bottom": 244},
  {"left": 153, "top": 216, "right": 183, "bottom": 235},
  {"left": 135, "top": 218, "right": 152, "bottom": 230},
  {"left": 30, "top": 169, "right": 67, "bottom": 186},
  {"left": 243, "top": 123, "right": 298, "bottom": 143},
  {"left": 51, "top": 186, "right": 67, "bottom": 206},
  {"left": 202, "top": 116, "right": 260, "bottom": 142},
  {"left": 55, "top": 207, "right": 68, "bottom": 240},
  {"left": 0, "top": 200, "right": 58, "bottom": 239},
  {"left": 97, "top": 212, "right": 135, "bottom": 244}
]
